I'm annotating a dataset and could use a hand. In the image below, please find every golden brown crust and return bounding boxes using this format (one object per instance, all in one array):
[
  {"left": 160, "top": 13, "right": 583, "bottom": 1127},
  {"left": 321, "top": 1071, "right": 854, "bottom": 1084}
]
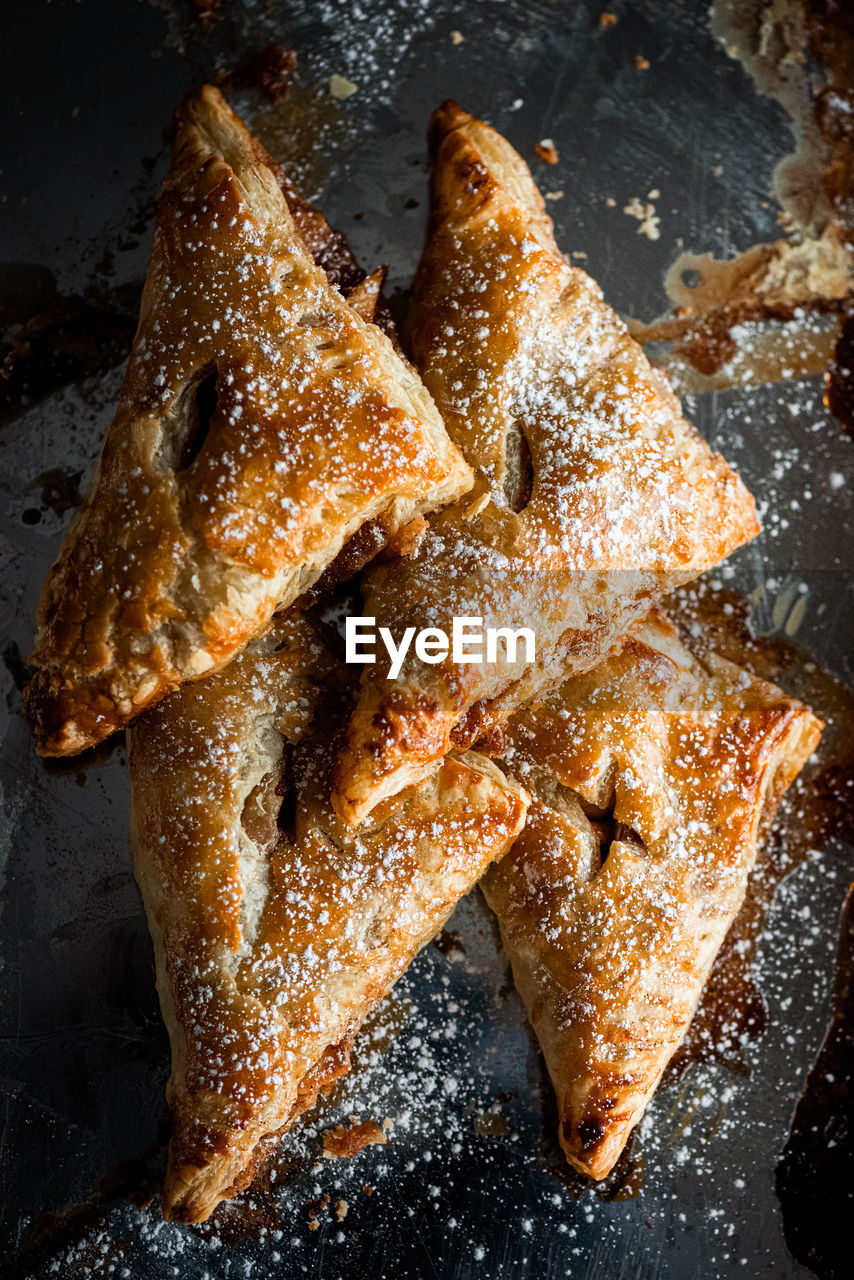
[
  {"left": 332, "top": 102, "right": 758, "bottom": 827},
  {"left": 128, "top": 614, "right": 527, "bottom": 1223},
  {"left": 27, "top": 86, "right": 471, "bottom": 757},
  {"left": 480, "top": 610, "right": 822, "bottom": 1179}
]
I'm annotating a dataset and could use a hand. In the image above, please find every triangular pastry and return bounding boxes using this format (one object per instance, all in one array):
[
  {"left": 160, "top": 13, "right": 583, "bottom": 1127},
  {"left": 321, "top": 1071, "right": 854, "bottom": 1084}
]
[
  {"left": 333, "top": 102, "right": 758, "bottom": 827},
  {"left": 480, "top": 610, "right": 821, "bottom": 1178},
  {"left": 26, "top": 85, "right": 471, "bottom": 757},
  {"left": 128, "top": 611, "right": 527, "bottom": 1222}
]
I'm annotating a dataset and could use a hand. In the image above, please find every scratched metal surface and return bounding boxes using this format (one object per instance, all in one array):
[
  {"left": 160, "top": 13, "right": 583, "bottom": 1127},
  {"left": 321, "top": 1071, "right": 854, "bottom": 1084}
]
[{"left": 1, "top": 1, "right": 852, "bottom": 1277}]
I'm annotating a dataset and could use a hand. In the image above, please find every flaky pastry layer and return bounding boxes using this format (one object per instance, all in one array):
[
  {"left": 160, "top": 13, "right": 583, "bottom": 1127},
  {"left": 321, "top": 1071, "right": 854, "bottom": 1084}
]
[
  {"left": 27, "top": 86, "right": 470, "bottom": 756},
  {"left": 129, "top": 613, "right": 527, "bottom": 1222},
  {"left": 481, "top": 610, "right": 822, "bottom": 1178},
  {"left": 333, "top": 101, "right": 758, "bottom": 827}
]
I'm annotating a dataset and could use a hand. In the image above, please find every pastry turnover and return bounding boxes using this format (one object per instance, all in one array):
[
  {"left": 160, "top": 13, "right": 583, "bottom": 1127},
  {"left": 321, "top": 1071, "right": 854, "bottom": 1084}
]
[
  {"left": 333, "top": 102, "right": 758, "bottom": 827},
  {"left": 480, "top": 610, "right": 822, "bottom": 1179},
  {"left": 128, "top": 612, "right": 527, "bottom": 1223},
  {"left": 26, "top": 85, "right": 471, "bottom": 757}
]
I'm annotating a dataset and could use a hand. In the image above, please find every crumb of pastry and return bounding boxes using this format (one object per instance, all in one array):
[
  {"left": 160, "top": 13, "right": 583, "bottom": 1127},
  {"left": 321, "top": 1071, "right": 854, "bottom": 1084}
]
[
  {"left": 535, "top": 140, "right": 559, "bottom": 164},
  {"left": 335, "top": 1199, "right": 349, "bottom": 1221},
  {"left": 599, "top": 11, "right": 618, "bottom": 27},
  {"left": 306, "top": 1192, "right": 330, "bottom": 1230},
  {"left": 322, "top": 1119, "right": 389, "bottom": 1159},
  {"left": 450, "top": 30, "right": 464, "bottom": 45},
  {"left": 330, "top": 73, "right": 358, "bottom": 99},
  {"left": 623, "top": 196, "right": 661, "bottom": 240},
  {"left": 634, "top": 54, "right": 650, "bottom": 70},
  {"left": 544, "top": 190, "right": 564, "bottom": 201},
  {"left": 474, "top": 1110, "right": 510, "bottom": 1136}
]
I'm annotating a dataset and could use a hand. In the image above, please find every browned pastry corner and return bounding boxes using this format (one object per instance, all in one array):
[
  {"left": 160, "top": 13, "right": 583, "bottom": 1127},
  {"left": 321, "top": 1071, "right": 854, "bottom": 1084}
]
[
  {"left": 26, "top": 84, "right": 471, "bottom": 757},
  {"left": 480, "top": 610, "right": 822, "bottom": 1179},
  {"left": 128, "top": 612, "right": 527, "bottom": 1223},
  {"left": 332, "top": 101, "right": 759, "bottom": 828}
]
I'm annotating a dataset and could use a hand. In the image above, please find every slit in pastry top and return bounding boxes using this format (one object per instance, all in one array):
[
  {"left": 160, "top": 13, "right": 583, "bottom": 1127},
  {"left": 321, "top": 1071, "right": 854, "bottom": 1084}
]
[
  {"left": 332, "top": 100, "right": 759, "bottom": 828},
  {"left": 480, "top": 609, "right": 822, "bottom": 1180},
  {"left": 26, "top": 85, "right": 472, "bottom": 757},
  {"left": 128, "top": 611, "right": 528, "bottom": 1224}
]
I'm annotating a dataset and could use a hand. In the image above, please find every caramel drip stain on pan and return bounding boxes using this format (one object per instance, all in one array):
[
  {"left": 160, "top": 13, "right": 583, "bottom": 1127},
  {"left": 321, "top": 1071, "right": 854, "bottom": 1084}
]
[
  {"left": 776, "top": 883, "right": 854, "bottom": 1280},
  {"left": 630, "top": 251, "right": 847, "bottom": 387},
  {"left": 632, "top": 2, "right": 854, "bottom": 414},
  {"left": 188, "top": 1158, "right": 302, "bottom": 1247},
  {"left": 0, "top": 291, "right": 136, "bottom": 424},
  {"left": 252, "top": 80, "right": 349, "bottom": 198},
  {"left": 544, "top": 1141, "right": 645, "bottom": 1203},
  {"left": 215, "top": 42, "right": 297, "bottom": 103},
  {"left": 826, "top": 308, "right": 854, "bottom": 439},
  {"left": 664, "top": 582, "right": 854, "bottom": 1082},
  {"left": 802, "top": 0, "right": 854, "bottom": 238}
]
